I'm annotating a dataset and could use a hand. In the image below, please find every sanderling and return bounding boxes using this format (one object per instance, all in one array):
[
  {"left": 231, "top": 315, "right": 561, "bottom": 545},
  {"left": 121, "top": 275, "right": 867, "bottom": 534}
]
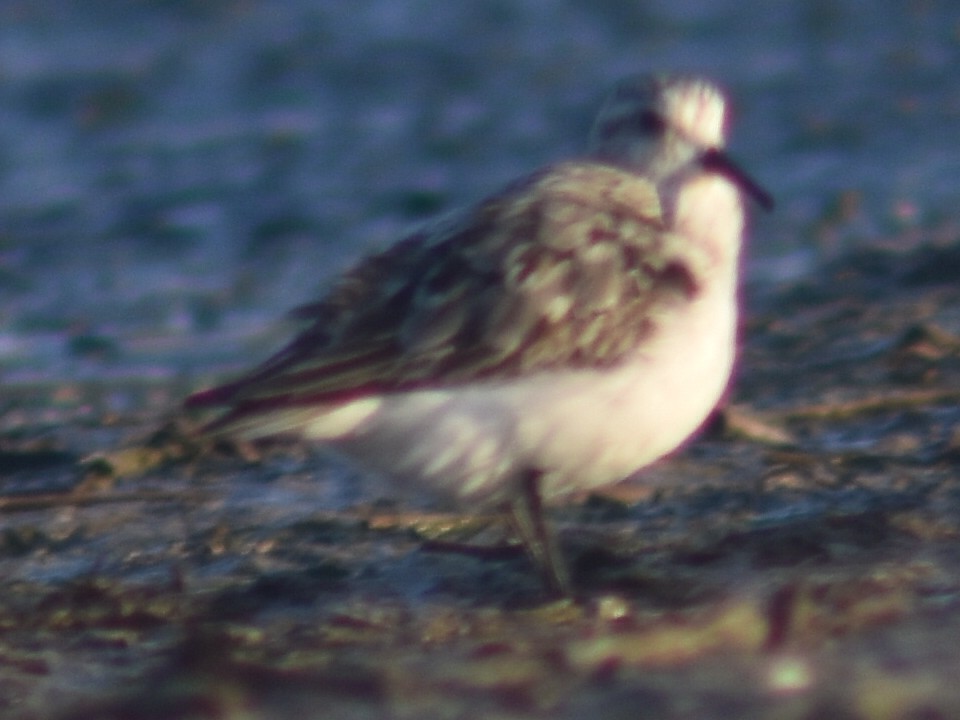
[{"left": 186, "top": 74, "right": 772, "bottom": 594}]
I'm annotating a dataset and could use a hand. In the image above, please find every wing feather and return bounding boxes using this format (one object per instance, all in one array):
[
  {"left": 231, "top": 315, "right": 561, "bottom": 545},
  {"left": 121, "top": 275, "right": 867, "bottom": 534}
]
[{"left": 187, "top": 161, "right": 707, "bottom": 419}]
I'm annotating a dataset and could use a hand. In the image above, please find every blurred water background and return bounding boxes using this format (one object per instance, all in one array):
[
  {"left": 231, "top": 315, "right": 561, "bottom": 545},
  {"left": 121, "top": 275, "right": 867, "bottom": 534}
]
[{"left": 1, "top": 0, "right": 958, "bottom": 389}]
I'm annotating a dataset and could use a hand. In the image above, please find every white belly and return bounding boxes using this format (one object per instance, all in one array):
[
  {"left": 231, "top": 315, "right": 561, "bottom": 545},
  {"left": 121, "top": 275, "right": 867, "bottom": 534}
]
[{"left": 325, "top": 284, "right": 736, "bottom": 506}]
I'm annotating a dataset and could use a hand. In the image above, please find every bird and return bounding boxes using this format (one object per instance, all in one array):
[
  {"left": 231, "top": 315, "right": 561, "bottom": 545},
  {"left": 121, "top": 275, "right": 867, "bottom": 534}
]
[{"left": 185, "top": 73, "right": 772, "bottom": 595}]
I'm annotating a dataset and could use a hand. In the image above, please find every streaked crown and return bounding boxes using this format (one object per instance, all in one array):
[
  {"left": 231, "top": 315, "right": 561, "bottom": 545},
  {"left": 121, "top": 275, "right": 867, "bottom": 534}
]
[{"left": 588, "top": 74, "right": 729, "bottom": 181}]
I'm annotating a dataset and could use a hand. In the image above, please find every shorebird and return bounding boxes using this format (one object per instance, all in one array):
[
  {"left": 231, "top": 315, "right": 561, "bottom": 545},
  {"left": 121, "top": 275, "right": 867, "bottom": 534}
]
[{"left": 186, "top": 74, "right": 772, "bottom": 595}]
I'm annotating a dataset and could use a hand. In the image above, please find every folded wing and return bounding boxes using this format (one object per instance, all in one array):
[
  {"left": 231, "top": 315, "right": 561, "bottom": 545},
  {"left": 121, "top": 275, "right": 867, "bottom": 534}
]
[{"left": 186, "top": 162, "right": 706, "bottom": 433}]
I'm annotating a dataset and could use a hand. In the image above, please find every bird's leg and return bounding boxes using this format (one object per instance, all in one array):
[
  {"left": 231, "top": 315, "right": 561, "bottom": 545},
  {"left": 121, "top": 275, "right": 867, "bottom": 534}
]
[{"left": 507, "top": 469, "right": 571, "bottom": 596}]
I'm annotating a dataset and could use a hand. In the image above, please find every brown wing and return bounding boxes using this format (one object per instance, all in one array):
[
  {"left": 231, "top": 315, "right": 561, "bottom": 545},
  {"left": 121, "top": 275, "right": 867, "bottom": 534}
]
[{"left": 186, "top": 161, "right": 703, "bottom": 416}]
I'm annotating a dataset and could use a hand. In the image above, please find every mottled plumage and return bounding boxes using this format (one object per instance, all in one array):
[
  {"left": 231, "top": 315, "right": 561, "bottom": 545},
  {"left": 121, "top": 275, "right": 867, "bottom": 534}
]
[{"left": 187, "top": 74, "right": 771, "bottom": 594}]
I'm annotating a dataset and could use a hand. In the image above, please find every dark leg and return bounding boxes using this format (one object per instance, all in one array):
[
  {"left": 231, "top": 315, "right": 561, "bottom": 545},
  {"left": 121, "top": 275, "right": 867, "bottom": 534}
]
[{"left": 506, "top": 470, "right": 571, "bottom": 597}]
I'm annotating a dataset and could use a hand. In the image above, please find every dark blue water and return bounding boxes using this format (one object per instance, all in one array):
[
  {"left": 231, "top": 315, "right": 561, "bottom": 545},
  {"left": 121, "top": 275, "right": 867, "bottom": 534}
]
[{"left": 2, "top": 0, "right": 958, "bottom": 384}]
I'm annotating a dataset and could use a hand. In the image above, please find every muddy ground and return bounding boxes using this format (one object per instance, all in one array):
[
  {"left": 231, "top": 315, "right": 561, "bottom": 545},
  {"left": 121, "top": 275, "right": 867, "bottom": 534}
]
[{"left": 3, "top": 229, "right": 960, "bottom": 719}]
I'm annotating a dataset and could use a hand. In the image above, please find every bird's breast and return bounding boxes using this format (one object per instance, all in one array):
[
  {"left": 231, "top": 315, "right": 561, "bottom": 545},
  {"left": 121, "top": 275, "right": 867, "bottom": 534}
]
[{"left": 331, "top": 271, "right": 738, "bottom": 506}]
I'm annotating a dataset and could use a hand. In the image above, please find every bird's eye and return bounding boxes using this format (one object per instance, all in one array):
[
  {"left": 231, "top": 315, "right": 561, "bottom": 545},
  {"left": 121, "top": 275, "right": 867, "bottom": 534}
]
[{"left": 636, "top": 110, "right": 666, "bottom": 135}]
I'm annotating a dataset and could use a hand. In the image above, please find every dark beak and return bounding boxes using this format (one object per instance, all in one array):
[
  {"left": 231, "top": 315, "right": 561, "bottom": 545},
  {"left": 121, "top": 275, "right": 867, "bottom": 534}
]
[{"left": 700, "top": 148, "right": 774, "bottom": 211}]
